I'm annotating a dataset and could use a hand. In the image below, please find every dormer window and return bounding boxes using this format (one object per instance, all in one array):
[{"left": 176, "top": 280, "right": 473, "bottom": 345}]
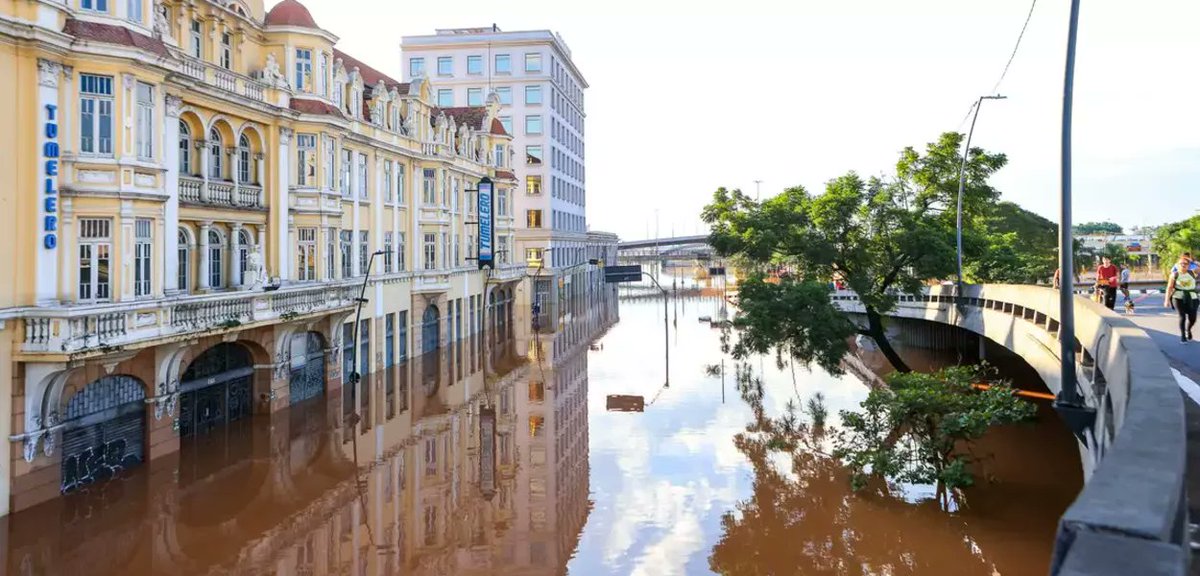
[
  {"left": 127, "top": 0, "right": 142, "bottom": 24},
  {"left": 295, "top": 49, "right": 312, "bottom": 92},
  {"left": 81, "top": 0, "right": 108, "bottom": 13}
]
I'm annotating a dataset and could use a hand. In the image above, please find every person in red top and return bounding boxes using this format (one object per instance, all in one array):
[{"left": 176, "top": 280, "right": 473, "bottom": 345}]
[{"left": 1096, "top": 257, "right": 1119, "bottom": 310}]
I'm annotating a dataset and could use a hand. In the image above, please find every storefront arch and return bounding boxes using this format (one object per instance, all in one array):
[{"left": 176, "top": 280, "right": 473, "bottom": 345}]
[{"left": 60, "top": 375, "right": 147, "bottom": 494}]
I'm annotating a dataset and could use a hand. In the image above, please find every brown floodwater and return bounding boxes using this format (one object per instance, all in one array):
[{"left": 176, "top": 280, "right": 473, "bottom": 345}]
[{"left": 0, "top": 279, "right": 1082, "bottom": 575}]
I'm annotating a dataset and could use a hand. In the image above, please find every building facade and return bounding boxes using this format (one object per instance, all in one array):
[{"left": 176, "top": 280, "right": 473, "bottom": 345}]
[
  {"left": 400, "top": 27, "right": 595, "bottom": 330},
  {"left": 0, "top": 0, "right": 529, "bottom": 514}
]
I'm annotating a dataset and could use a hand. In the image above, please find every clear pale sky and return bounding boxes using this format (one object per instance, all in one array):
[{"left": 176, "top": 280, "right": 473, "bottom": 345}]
[{"left": 291, "top": 0, "right": 1200, "bottom": 241}]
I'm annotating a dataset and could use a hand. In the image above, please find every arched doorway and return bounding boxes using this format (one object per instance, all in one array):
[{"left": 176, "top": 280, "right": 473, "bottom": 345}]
[
  {"left": 60, "top": 375, "right": 147, "bottom": 494},
  {"left": 178, "top": 342, "right": 254, "bottom": 438},
  {"left": 422, "top": 305, "right": 440, "bottom": 354},
  {"left": 289, "top": 332, "right": 326, "bottom": 405}
]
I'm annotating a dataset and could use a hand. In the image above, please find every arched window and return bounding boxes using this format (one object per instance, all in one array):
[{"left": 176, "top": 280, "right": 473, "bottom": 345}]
[
  {"left": 237, "top": 133, "right": 251, "bottom": 183},
  {"left": 178, "top": 228, "right": 190, "bottom": 292},
  {"left": 208, "top": 229, "right": 224, "bottom": 287},
  {"left": 208, "top": 127, "right": 223, "bottom": 179},
  {"left": 238, "top": 229, "right": 252, "bottom": 282},
  {"left": 179, "top": 121, "right": 191, "bottom": 174}
]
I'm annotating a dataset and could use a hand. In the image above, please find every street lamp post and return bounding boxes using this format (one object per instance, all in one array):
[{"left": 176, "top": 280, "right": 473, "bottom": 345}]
[
  {"left": 347, "top": 249, "right": 388, "bottom": 395},
  {"left": 640, "top": 271, "right": 671, "bottom": 387},
  {"left": 1054, "top": 0, "right": 1095, "bottom": 438},
  {"left": 956, "top": 94, "right": 1006, "bottom": 288}
]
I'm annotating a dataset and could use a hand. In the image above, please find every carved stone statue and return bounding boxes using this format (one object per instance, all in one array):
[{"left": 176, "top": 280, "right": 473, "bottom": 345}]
[
  {"left": 403, "top": 103, "right": 416, "bottom": 136},
  {"left": 370, "top": 99, "right": 384, "bottom": 126},
  {"left": 261, "top": 53, "right": 288, "bottom": 89},
  {"left": 435, "top": 112, "right": 447, "bottom": 143},
  {"left": 245, "top": 250, "right": 265, "bottom": 288},
  {"left": 153, "top": 4, "right": 172, "bottom": 39}
]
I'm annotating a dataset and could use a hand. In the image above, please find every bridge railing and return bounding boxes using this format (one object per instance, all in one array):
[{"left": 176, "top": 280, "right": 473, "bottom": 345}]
[{"left": 832, "top": 284, "right": 1188, "bottom": 575}]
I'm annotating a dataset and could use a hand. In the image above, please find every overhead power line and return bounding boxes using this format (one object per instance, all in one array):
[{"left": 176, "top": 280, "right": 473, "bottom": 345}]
[{"left": 956, "top": 0, "right": 1039, "bottom": 131}]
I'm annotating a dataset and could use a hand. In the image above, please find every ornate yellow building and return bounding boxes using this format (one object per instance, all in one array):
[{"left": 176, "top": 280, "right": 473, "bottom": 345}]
[{"left": 0, "top": 0, "right": 533, "bottom": 513}]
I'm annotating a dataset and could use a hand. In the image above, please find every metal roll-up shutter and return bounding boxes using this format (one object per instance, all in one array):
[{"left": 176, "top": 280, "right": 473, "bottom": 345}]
[{"left": 60, "top": 376, "right": 146, "bottom": 494}]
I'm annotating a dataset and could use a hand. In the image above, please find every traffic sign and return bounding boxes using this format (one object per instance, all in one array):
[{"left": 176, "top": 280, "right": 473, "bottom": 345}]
[{"left": 604, "top": 264, "right": 642, "bottom": 283}]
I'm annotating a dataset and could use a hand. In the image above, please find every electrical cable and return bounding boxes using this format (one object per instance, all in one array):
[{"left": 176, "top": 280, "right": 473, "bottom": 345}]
[{"left": 955, "top": 0, "right": 1039, "bottom": 131}]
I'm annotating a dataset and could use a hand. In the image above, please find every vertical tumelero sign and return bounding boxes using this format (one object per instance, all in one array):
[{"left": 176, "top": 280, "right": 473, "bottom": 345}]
[
  {"left": 477, "top": 177, "right": 494, "bottom": 269},
  {"left": 42, "top": 104, "right": 59, "bottom": 250}
]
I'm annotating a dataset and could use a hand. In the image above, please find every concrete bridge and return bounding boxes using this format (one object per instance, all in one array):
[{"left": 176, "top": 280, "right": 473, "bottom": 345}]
[
  {"left": 617, "top": 235, "right": 709, "bottom": 250},
  {"left": 833, "top": 284, "right": 1188, "bottom": 575}
]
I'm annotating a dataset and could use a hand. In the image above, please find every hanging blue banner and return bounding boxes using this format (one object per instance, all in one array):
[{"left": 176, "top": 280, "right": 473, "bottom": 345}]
[{"left": 477, "top": 177, "right": 494, "bottom": 269}]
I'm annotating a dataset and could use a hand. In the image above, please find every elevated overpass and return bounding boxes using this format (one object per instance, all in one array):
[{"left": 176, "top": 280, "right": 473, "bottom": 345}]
[
  {"left": 618, "top": 235, "right": 709, "bottom": 250},
  {"left": 833, "top": 285, "right": 1188, "bottom": 575}
]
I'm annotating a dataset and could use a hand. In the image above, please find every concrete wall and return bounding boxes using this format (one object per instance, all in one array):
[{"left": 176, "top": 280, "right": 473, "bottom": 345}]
[{"left": 833, "top": 284, "right": 1188, "bottom": 575}]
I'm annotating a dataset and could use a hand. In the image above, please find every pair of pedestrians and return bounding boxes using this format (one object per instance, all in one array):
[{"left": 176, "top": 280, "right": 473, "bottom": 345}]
[{"left": 1166, "top": 252, "right": 1200, "bottom": 342}]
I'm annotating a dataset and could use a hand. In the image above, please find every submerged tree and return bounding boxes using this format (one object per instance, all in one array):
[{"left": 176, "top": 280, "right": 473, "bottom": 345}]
[
  {"left": 832, "top": 366, "right": 1034, "bottom": 494},
  {"left": 702, "top": 132, "right": 1007, "bottom": 372}
]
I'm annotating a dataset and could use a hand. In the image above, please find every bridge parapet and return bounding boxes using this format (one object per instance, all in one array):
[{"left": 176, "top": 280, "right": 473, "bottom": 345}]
[{"left": 832, "top": 284, "right": 1188, "bottom": 575}]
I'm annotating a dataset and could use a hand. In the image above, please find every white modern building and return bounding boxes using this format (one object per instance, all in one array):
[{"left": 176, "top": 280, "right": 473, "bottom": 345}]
[{"left": 401, "top": 27, "right": 597, "bottom": 329}]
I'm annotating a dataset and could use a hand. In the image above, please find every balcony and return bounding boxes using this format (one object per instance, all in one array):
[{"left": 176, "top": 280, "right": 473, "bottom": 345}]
[
  {"left": 19, "top": 283, "right": 359, "bottom": 355},
  {"left": 413, "top": 272, "right": 452, "bottom": 294},
  {"left": 179, "top": 176, "right": 264, "bottom": 209},
  {"left": 489, "top": 264, "right": 526, "bottom": 283},
  {"left": 179, "top": 57, "right": 267, "bottom": 102}
]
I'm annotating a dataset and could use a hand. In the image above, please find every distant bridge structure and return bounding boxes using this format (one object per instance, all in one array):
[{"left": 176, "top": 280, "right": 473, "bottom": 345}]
[{"left": 617, "top": 235, "right": 710, "bottom": 250}]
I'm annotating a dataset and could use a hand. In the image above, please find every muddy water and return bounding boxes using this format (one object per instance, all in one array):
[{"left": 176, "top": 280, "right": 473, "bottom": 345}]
[{"left": 0, "top": 285, "right": 1081, "bottom": 575}]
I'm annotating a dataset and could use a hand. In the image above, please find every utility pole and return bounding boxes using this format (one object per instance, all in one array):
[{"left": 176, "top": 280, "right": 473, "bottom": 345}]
[
  {"left": 1054, "top": 0, "right": 1094, "bottom": 439},
  {"left": 956, "top": 94, "right": 1006, "bottom": 288},
  {"left": 754, "top": 180, "right": 762, "bottom": 201}
]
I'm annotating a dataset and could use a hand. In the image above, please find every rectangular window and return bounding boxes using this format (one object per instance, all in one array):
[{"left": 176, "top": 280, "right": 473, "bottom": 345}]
[
  {"left": 340, "top": 149, "right": 352, "bottom": 196},
  {"left": 358, "top": 231, "right": 369, "bottom": 275},
  {"left": 437, "top": 56, "right": 452, "bottom": 76},
  {"left": 135, "top": 82, "right": 154, "bottom": 159},
  {"left": 526, "top": 210, "right": 543, "bottom": 229},
  {"left": 499, "top": 116, "right": 512, "bottom": 135},
  {"left": 318, "top": 52, "right": 328, "bottom": 96},
  {"left": 422, "top": 169, "right": 436, "bottom": 205},
  {"left": 220, "top": 32, "right": 232, "bottom": 69},
  {"left": 525, "top": 85, "right": 542, "bottom": 105},
  {"left": 494, "top": 144, "right": 504, "bottom": 168},
  {"left": 453, "top": 233, "right": 460, "bottom": 267},
  {"left": 525, "top": 53, "right": 542, "bottom": 73},
  {"left": 526, "top": 248, "right": 543, "bottom": 266},
  {"left": 78, "top": 218, "right": 112, "bottom": 301},
  {"left": 525, "top": 115, "right": 542, "bottom": 135},
  {"left": 441, "top": 232, "right": 448, "bottom": 272},
  {"left": 295, "top": 49, "right": 313, "bottom": 91},
  {"left": 495, "top": 53, "right": 511, "bottom": 74},
  {"left": 383, "top": 232, "right": 394, "bottom": 273},
  {"left": 324, "top": 137, "right": 336, "bottom": 189},
  {"left": 467, "top": 88, "right": 483, "bottom": 107},
  {"left": 189, "top": 20, "right": 201, "bottom": 59},
  {"left": 498, "top": 188, "right": 508, "bottom": 216},
  {"left": 423, "top": 233, "right": 436, "bottom": 270},
  {"left": 409, "top": 58, "right": 425, "bottom": 78},
  {"left": 79, "top": 74, "right": 114, "bottom": 156},
  {"left": 297, "top": 227, "right": 316, "bottom": 280},
  {"left": 357, "top": 153, "right": 368, "bottom": 199},
  {"left": 81, "top": 0, "right": 108, "bottom": 13},
  {"left": 436, "top": 89, "right": 453, "bottom": 107},
  {"left": 134, "top": 219, "right": 152, "bottom": 297},
  {"left": 398, "top": 310, "right": 408, "bottom": 361},
  {"left": 396, "top": 164, "right": 406, "bottom": 205},
  {"left": 526, "top": 175, "right": 542, "bottom": 196},
  {"left": 525, "top": 145, "right": 542, "bottom": 165},
  {"left": 340, "top": 230, "right": 352, "bottom": 278},
  {"left": 498, "top": 235, "right": 510, "bottom": 264},
  {"left": 127, "top": 0, "right": 142, "bottom": 24},
  {"left": 495, "top": 86, "right": 511, "bottom": 105},
  {"left": 383, "top": 160, "right": 394, "bottom": 203},
  {"left": 296, "top": 134, "right": 316, "bottom": 186},
  {"left": 467, "top": 55, "right": 483, "bottom": 75},
  {"left": 326, "top": 227, "right": 336, "bottom": 279},
  {"left": 397, "top": 232, "right": 406, "bottom": 272}
]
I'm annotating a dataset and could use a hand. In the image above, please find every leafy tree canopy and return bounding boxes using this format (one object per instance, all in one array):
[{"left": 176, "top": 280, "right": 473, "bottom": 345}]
[
  {"left": 1073, "top": 221, "right": 1123, "bottom": 235},
  {"left": 703, "top": 132, "right": 1007, "bottom": 372},
  {"left": 1154, "top": 216, "right": 1200, "bottom": 274},
  {"left": 964, "top": 201, "right": 1057, "bottom": 284}
]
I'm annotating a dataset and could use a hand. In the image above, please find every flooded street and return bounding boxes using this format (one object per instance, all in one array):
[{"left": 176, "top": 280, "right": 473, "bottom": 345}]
[{"left": 0, "top": 278, "right": 1082, "bottom": 575}]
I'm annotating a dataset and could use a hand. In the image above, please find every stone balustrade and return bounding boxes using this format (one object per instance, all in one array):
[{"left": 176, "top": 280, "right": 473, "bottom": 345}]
[
  {"left": 178, "top": 57, "right": 267, "bottom": 103},
  {"left": 17, "top": 282, "right": 360, "bottom": 355},
  {"left": 178, "top": 176, "right": 263, "bottom": 209}
]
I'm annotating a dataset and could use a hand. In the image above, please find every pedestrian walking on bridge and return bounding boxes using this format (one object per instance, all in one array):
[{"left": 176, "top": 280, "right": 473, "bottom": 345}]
[
  {"left": 1166, "top": 252, "right": 1200, "bottom": 342},
  {"left": 1096, "top": 257, "right": 1119, "bottom": 310}
]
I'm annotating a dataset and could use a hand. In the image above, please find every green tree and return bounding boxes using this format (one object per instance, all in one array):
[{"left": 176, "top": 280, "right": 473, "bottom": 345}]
[
  {"left": 1074, "top": 221, "right": 1123, "bottom": 235},
  {"left": 832, "top": 366, "right": 1035, "bottom": 493},
  {"left": 964, "top": 201, "right": 1057, "bottom": 284},
  {"left": 1154, "top": 216, "right": 1200, "bottom": 274},
  {"left": 1098, "top": 243, "right": 1128, "bottom": 266},
  {"left": 702, "top": 132, "right": 1006, "bottom": 373}
]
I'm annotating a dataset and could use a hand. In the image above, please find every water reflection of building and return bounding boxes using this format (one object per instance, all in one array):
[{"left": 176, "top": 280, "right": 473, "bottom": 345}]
[{"left": 3, "top": 287, "right": 618, "bottom": 576}]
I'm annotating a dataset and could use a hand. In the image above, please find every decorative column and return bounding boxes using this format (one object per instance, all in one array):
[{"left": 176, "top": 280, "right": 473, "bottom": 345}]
[
  {"left": 198, "top": 221, "right": 211, "bottom": 290},
  {"left": 257, "top": 226, "right": 267, "bottom": 282},
  {"left": 255, "top": 152, "right": 265, "bottom": 198},
  {"left": 119, "top": 200, "right": 134, "bottom": 300},
  {"left": 411, "top": 166, "right": 421, "bottom": 271},
  {"left": 227, "top": 147, "right": 240, "bottom": 206},
  {"left": 317, "top": 226, "right": 328, "bottom": 281},
  {"left": 350, "top": 152, "right": 361, "bottom": 277},
  {"left": 230, "top": 222, "right": 243, "bottom": 287},
  {"left": 35, "top": 59, "right": 62, "bottom": 305},
  {"left": 274, "top": 128, "right": 291, "bottom": 283},
  {"left": 121, "top": 74, "right": 135, "bottom": 161},
  {"left": 163, "top": 95, "right": 182, "bottom": 293},
  {"left": 197, "top": 139, "right": 210, "bottom": 202}
]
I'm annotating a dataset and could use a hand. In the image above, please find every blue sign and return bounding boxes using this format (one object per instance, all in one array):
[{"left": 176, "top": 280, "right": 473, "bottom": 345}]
[
  {"left": 477, "top": 177, "right": 494, "bottom": 269},
  {"left": 42, "top": 104, "right": 59, "bottom": 250}
]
